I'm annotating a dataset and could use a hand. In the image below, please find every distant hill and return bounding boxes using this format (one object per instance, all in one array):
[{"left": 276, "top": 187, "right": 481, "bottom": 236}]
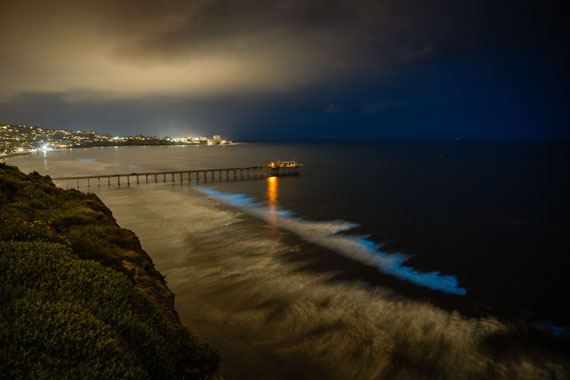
[{"left": 0, "top": 163, "right": 220, "bottom": 379}]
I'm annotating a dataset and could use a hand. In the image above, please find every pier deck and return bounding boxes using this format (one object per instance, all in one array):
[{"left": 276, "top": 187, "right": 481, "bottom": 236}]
[{"left": 52, "top": 165, "right": 300, "bottom": 189}]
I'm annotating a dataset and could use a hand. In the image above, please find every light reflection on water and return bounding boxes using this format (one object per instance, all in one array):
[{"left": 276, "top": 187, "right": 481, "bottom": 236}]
[
  {"left": 267, "top": 176, "right": 279, "bottom": 237},
  {"left": 267, "top": 176, "right": 278, "bottom": 209}
]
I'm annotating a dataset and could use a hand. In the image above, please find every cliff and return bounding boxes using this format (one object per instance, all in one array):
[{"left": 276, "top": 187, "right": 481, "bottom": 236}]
[{"left": 0, "top": 163, "right": 220, "bottom": 379}]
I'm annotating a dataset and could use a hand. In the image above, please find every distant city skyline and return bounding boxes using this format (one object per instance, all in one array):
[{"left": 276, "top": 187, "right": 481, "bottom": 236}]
[
  {"left": 0, "top": 0, "right": 568, "bottom": 140},
  {"left": 0, "top": 123, "right": 231, "bottom": 155}
]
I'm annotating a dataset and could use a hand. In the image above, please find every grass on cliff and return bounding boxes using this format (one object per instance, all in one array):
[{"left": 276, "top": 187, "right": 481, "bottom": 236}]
[{"left": 0, "top": 163, "right": 220, "bottom": 379}]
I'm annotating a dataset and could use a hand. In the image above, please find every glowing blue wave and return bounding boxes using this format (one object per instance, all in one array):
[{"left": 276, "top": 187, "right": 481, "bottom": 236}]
[{"left": 198, "top": 188, "right": 467, "bottom": 295}]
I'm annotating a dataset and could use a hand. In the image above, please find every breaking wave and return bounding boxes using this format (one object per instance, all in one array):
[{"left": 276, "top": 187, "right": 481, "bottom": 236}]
[
  {"left": 197, "top": 188, "right": 467, "bottom": 295},
  {"left": 95, "top": 182, "right": 569, "bottom": 380}
]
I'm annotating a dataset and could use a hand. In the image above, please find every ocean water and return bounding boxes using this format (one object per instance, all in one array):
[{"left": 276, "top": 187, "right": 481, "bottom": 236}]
[{"left": 8, "top": 141, "right": 570, "bottom": 379}]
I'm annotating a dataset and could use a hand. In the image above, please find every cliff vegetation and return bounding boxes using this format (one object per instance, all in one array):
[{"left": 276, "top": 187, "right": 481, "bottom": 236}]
[{"left": 0, "top": 163, "right": 220, "bottom": 379}]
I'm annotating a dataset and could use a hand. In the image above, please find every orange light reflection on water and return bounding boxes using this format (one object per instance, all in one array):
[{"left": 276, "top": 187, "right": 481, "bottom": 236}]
[
  {"left": 267, "top": 176, "right": 278, "bottom": 208},
  {"left": 266, "top": 176, "right": 279, "bottom": 236}
]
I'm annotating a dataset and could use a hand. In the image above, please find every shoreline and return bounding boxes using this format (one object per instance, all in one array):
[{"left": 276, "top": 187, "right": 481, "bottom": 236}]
[
  {"left": 0, "top": 151, "right": 32, "bottom": 159},
  {"left": 0, "top": 142, "right": 239, "bottom": 161}
]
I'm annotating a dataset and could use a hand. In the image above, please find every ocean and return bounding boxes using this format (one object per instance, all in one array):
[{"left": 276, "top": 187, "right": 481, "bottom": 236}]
[{"left": 8, "top": 141, "right": 570, "bottom": 379}]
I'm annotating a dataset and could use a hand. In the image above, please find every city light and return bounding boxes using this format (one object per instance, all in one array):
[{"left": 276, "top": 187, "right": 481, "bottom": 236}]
[{"left": 0, "top": 123, "right": 232, "bottom": 156}]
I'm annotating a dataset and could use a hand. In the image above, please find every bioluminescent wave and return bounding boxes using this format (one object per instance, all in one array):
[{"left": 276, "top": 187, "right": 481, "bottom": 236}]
[{"left": 197, "top": 188, "right": 467, "bottom": 295}]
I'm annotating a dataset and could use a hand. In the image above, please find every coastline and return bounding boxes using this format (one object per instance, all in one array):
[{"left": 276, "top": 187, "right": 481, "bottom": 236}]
[
  {"left": 5, "top": 144, "right": 570, "bottom": 379},
  {"left": 0, "top": 163, "right": 221, "bottom": 379},
  {"left": 0, "top": 151, "right": 32, "bottom": 159},
  {"left": 0, "top": 142, "right": 237, "bottom": 161}
]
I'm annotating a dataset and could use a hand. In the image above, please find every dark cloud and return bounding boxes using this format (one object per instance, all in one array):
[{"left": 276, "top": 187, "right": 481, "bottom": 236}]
[
  {"left": 2, "top": 0, "right": 566, "bottom": 99},
  {"left": 0, "top": 0, "right": 568, "bottom": 138}
]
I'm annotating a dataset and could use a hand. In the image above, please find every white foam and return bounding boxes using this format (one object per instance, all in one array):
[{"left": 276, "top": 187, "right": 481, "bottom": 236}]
[{"left": 197, "top": 188, "right": 467, "bottom": 295}]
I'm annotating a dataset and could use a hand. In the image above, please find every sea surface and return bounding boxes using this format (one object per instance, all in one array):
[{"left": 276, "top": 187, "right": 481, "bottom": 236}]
[{"left": 8, "top": 141, "right": 570, "bottom": 379}]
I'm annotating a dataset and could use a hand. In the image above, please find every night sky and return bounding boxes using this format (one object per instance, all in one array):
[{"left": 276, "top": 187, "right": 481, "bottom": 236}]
[{"left": 1, "top": 0, "right": 568, "bottom": 140}]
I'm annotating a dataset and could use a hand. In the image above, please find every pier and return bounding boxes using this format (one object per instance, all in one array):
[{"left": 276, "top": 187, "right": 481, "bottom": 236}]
[{"left": 52, "top": 164, "right": 301, "bottom": 189}]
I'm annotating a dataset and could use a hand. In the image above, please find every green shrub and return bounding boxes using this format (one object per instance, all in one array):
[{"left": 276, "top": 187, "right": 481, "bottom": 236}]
[{"left": 0, "top": 164, "right": 220, "bottom": 379}]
